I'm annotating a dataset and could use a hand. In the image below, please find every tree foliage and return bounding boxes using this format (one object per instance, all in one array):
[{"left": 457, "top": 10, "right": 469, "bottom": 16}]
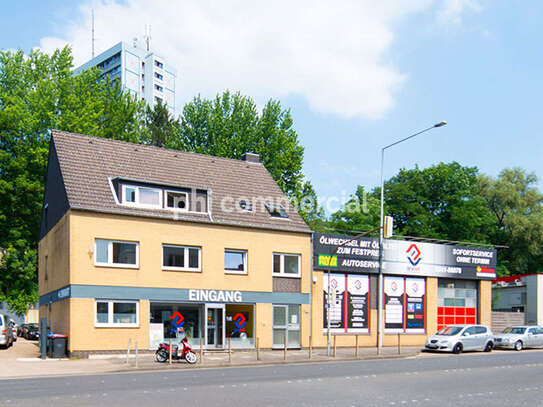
[
  {"left": 479, "top": 168, "right": 543, "bottom": 275},
  {"left": 0, "top": 47, "right": 145, "bottom": 313},
  {"left": 172, "top": 91, "right": 305, "bottom": 198},
  {"left": 143, "top": 99, "right": 179, "bottom": 147},
  {"left": 329, "top": 186, "right": 380, "bottom": 235},
  {"left": 382, "top": 162, "right": 494, "bottom": 242}
]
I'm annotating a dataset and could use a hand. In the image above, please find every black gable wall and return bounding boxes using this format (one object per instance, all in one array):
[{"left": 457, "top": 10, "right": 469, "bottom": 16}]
[{"left": 39, "top": 138, "right": 70, "bottom": 240}]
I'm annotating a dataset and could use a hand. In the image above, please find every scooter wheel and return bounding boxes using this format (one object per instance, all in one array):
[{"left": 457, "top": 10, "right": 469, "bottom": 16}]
[
  {"left": 185, "top": 351, "right": 198, "bottom": 364},
  {"left": 155, "top": 349, "right": 168, "bottom": 363}
]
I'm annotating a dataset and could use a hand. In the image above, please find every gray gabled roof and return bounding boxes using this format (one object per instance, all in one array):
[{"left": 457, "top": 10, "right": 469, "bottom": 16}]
[{"left": 50, "top": 130, "right": 311, "bottom": 234}]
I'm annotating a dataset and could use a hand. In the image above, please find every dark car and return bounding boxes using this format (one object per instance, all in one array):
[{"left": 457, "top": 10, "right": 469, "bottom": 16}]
[
  {"left": 18, "top": 323, "right": 28, "bottom": 337},
  {"left": 24, "top": 324, "right": 40, "bottom": 340}
]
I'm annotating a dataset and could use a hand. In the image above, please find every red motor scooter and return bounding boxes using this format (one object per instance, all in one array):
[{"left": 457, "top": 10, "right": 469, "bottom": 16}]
[{"left": 155, "top": 336, "right": 198, "bottom": 364}]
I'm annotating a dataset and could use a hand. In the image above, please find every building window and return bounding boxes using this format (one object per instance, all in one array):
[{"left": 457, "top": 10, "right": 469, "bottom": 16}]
[
  {"left": 95, "top": 239, "right": 139, "bottom": 268},
  {"left": 273, "top": 253, "right": 300, "bottom": 277},
  {"left": 225, "top": 250, "right": 247, "bottom": 274},
  {"left": 154, "top": 84, "right": 163, "bottom": 92},
  {"left": 95, "top": 300, "right": 139, "bottom": 327},
  {"left": 165, "top": 191, "right": 188, "bottom": 210},
  {"left": 239, "top": 200, "right": 252, "bottom": 211},
  {"left": 265, "top": 203, "right": 288, "bottom": 219},
  {"left": 44, "top": 256, "right": 48, "bottom": 281},
  {"left": 162, "top": 244, "right": 201, "bottom": 272},
  {"left": 121, "top": 185, "right": 162, "bottom": 208},
  {"left": 155, "top": 60, "right": 163, "bottom": 69},
  {"left": 155, "top": 72, "right": 163, "bottom": 80}
]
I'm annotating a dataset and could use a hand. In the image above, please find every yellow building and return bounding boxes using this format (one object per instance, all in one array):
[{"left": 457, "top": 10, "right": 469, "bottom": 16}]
[{"left": 39, "top": 131, "right": 312, "bottom": 357}]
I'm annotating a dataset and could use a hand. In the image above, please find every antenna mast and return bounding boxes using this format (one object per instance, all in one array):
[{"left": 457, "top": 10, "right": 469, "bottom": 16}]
[
  {"left": 91, "top": 9, "right": 95, "bottom": 58},
  {"left": 144, "top": 24, "right": 151, "bottom": 51}
]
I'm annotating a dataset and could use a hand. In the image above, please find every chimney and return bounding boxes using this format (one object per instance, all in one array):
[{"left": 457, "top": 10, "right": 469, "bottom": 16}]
[{"left": 242, "top": 152, "right": 260, "bottom": 163}]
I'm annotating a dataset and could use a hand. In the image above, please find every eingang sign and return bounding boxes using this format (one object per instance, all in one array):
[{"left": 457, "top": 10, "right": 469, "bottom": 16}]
[
  {"left": 314, "top": 233, "right": 497, "bottom": 280},
  {"left": 188, "top": 289, "right": 243, "bottom": 303}
]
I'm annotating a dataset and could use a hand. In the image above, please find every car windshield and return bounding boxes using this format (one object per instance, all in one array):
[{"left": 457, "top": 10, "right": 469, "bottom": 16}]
[
  {"left": 436, "top": 326, "right": 463, "bottom": 336},
  {"left": 28, "top": 324, "right": 38, "bottom": 329},
  {"left": 503, "top": 327, "right": 526, "bottom": 334}
]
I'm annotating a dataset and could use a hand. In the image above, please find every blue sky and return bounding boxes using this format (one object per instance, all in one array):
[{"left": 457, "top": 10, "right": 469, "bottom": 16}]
[{"left": 2, "top": 1, "right": 542, "bottom": 212}]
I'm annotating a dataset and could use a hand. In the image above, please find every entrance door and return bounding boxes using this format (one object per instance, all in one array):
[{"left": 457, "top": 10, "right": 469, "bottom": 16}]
[
  {"left": 272, "top": 305, "right": 301, "bottom": 349},
  {"left": 205, "top": 304, "right": 225, "bottom": 348}
]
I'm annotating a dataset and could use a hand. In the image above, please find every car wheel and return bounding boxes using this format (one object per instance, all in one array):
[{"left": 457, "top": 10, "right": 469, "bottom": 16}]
[
  {"left": 452, "top": 343, "right": 463, "bottom": 354},
  {"left": 484, "top": 341, "right": 493, "bottom": 352},
  {"left": 514, "top": 341, "right": 523, "bottom": 351}
]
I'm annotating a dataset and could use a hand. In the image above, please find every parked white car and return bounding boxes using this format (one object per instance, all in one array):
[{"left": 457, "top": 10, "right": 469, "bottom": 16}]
[
  {"left": 494, "top": 326, "right": 543, "bottom": 351},
  {"left": 0, "top": 314, "right": 14, "bottom": 349},
  {"left": 425, "top": 324, "right": 494, "bottom": 354}
]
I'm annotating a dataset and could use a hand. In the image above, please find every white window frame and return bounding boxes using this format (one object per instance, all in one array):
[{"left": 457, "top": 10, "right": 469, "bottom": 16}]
[
  {"left": 162, "top": 244, "right": 202, "bottom": 272},
  {"left": 94, "top": 239, "right": 139, "bottom": 269},
  {"left": 94, "top": 300, "right": 139, "bottom": 328},
  {"left": 224, "top": 249, "right": 248, "bottom": 275},
  {"left": 121, "top": 184, "right": 163, "bottom": 209},
  {"left": 272, "top": 253, "right": 301, "bottom": 278},
  {"left": 164, "top": 190, "right": 189, "bottom": 211}
]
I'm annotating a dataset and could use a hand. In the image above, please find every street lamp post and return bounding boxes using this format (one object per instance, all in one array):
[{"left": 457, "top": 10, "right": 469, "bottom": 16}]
[{"left": 377, "top": 121, "right": 447, "bottom": 354}]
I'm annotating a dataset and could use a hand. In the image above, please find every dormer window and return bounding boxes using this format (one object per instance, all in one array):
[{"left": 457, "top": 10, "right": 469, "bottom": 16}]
[
  {"left": 122, "top": 185, "right": 162, "bottom": 208},
  {"left": 166, "top": 191, "right": 188, "bottom": 210},
  {"left": 239, "top": 200, "right": 252, "bottom": 211},
  {"left": 114, "top": 179, "right": 209, "bottom": 213},
  {"left": 125, "top": 187, "right": 136, "bottom": 203},
  {"left": 265, "top": 203, "right": 288, "bottom": 219}
]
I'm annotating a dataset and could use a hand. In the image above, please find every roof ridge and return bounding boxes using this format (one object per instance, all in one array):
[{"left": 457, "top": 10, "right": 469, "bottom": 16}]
[{"left": 51, "top": 129, "right": 263, "bottom": 166}]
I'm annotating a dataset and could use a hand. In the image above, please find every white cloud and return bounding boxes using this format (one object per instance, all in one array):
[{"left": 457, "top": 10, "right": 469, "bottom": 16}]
[
  {"left": 37, "top": 0, "right": 436, "bottom": 119},
  {"left": 437, "top": 0, "right": 482, "bottom": 25}
]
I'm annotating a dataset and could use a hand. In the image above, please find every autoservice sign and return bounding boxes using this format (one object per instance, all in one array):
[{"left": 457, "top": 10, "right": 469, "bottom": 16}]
[{"left": 313, "top": 233, "right": 497, "bottom": 280}]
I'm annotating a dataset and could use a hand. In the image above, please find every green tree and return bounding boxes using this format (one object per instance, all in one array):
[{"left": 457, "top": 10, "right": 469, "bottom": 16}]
[
  {"left": 0, "top": 47, "right": 145, "bottom": 313},
  {"left": 172, "top": 91, "right": 305, "bottom": 198},
  {"left": 329, "top": 162, "right": 494, "bottom": 241},
  {"left": 143, "top": 99, "right": 179, "bottom": 147},
  {"left": 381, "top": 162, "right": 493, "bottom": 242},
  {"left": 329, "top": 186, "right": 380, "bottom": 235},
  {"left": 479, "top": 168, "right": 543, "bottom": 275},
  {"left": 293, "top": 181, "right": 327, "bottom": 231}
]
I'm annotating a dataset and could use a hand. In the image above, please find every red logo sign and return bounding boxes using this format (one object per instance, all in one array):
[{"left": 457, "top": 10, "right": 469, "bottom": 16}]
[{"left": 406, "top": 244, "right": 422, "bottom": 266}]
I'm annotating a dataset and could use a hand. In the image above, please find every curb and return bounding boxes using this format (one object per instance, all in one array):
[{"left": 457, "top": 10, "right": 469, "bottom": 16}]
[{"left": 110, "top": 351, "right": 421, "bottom": 373}]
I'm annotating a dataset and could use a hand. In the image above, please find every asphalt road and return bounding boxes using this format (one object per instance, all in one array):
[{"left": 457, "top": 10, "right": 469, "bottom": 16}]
[{"left": 2, "top": 350, "right": 543, "bottom": 406}]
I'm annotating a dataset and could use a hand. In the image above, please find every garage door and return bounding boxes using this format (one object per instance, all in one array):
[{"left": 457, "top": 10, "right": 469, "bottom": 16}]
[{"left": 437, "top": 279, "right": 477, "bottom": 331}]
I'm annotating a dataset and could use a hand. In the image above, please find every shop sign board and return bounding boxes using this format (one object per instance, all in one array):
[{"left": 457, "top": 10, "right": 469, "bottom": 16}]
[
  {"left": 314, "top": 233, "right": 497, "bottom": 280},
  {"left": 188, "top": 289, "right": 243, "bottom": 303}
]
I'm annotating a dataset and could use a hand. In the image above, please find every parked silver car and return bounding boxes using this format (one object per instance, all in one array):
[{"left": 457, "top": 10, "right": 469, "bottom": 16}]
[
  {"left": 0, "top": 314, "right": 14, "bottom": 349},
  {"left": 494, "top": 326, "right": 543, "bottom": 351},
  {"left": 425, "top": 324, "right": 494, "bottom": 354}
]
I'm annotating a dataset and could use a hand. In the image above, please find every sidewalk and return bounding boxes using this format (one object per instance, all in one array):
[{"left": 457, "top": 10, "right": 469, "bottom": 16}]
[{"left": 0, "top": 346, "right": 421, "bottom": 379}]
